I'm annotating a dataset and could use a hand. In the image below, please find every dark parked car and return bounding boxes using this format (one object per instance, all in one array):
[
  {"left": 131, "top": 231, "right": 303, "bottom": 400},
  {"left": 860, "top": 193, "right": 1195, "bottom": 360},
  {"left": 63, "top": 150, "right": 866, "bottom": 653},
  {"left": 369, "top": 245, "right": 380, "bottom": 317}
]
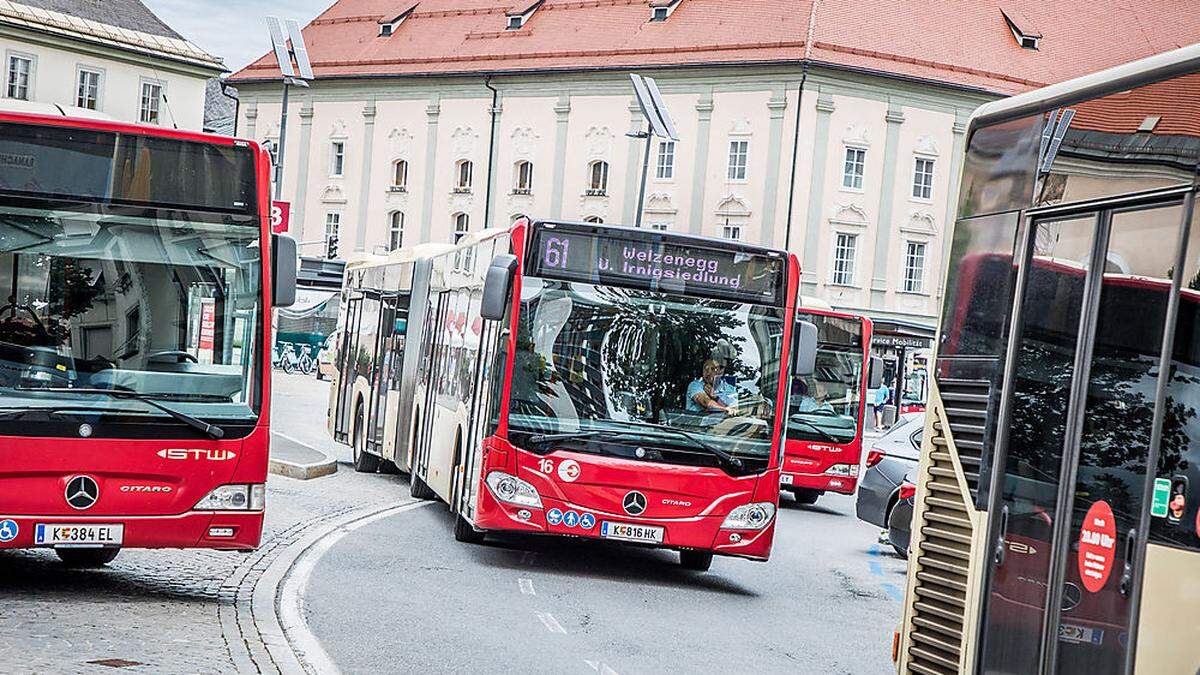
[
  {"left": 855, "top": 412, "right": 924, "bottom": 534},
  {"left": 887, "top": 467, "right": 917, "bottom": 558}
]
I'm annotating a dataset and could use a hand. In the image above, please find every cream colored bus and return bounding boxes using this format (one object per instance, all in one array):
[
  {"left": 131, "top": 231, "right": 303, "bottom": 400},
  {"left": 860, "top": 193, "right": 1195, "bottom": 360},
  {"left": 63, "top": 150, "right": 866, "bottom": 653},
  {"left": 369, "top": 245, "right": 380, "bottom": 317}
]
[{"left": 896, "top": 44, "right": 1200, "bottom": 674}]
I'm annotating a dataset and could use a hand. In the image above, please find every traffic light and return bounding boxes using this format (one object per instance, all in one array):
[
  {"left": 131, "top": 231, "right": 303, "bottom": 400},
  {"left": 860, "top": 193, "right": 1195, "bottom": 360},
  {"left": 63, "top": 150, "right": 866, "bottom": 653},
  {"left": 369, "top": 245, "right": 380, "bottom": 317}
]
[{"left": 326, "top": 235, "right": 339, "bottom": 259}]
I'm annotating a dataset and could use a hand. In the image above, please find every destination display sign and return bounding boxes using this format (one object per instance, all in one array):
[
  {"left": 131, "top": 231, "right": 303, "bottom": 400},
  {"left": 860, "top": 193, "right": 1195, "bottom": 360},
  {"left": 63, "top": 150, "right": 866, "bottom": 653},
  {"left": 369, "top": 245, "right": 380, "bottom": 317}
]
[
  {"left": 0, "top": 123, "right": 257, "bottom": 213},
  {"left": 526, "top": 224, "right": 785, "bottom": 305}
]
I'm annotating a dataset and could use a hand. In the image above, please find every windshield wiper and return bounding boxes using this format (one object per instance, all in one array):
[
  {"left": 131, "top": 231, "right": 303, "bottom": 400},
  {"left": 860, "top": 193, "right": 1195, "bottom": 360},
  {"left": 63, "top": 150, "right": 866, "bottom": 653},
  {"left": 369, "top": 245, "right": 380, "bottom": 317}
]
[
  {"left": 0, "top": 406, "right": 145, "bottom": 421},
  {"left": 788, "top": 416, "right": 840, "bottom": 444},
  {"left": 17, "top": 387, "right": 225, "bottom": 439},
  {"left": 525, "top": 429, "right": 641, "bottom": 448},
  {"left": 615, "top": 419, "right": 744, "bottom": 471}
]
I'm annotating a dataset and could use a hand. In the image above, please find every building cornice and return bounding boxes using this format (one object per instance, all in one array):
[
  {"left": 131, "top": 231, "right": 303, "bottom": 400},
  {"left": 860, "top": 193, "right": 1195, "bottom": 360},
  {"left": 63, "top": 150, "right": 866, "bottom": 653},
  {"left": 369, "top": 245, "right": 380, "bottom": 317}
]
[{"left": 0, "top": 21, "right": 223, "bottom": 78}]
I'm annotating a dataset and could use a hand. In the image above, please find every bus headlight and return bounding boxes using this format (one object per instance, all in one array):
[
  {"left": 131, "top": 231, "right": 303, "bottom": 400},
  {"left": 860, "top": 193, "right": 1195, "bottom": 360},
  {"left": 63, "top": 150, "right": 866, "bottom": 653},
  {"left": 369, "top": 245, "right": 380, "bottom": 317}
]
[
  {"left": 721, "top": 502, "right": 776, "bottom": 530},
  {"left": 195, "top": 484, "right": 266, "bottom": 511},
  {"left": 485, "top": 471, "right": 542, "bottom": 508}
]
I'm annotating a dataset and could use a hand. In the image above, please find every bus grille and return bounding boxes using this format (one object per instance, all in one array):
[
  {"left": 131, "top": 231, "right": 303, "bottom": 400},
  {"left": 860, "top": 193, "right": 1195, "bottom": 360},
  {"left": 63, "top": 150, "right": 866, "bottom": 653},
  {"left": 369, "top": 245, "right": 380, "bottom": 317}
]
[
  {"left": 934, "top": 377, "right": 990, "bottom": 504},
  {"left": 904, "top": 414, "right": 973, "bottom": 675}
]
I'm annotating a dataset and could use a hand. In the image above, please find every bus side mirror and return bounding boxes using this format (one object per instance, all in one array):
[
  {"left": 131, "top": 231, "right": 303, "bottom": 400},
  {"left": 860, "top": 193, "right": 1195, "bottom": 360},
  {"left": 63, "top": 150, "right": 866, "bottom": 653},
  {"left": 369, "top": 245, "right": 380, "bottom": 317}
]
[
  {"left": 272, "top": 233, "right": 298, "bottom": 308},
  {"left": 482, "top": 254, "right": 518, "bottom": 321},
  {"left": 794, "top": 320, "right": 818, "bottom": 377},
  {"left": 867, "top": 356, "right": 884, "bottom": 390}
]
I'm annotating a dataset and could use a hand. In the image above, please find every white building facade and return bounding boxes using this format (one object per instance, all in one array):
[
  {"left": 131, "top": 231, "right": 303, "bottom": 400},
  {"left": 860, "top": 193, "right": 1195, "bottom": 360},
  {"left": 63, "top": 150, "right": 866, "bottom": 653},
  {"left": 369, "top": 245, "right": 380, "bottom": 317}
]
[
  {"left": 0, "top": 0, "right": 223, "bottom": 130},
  {"left": 238, "top": 68, "right": 985, "bottom": 327}
]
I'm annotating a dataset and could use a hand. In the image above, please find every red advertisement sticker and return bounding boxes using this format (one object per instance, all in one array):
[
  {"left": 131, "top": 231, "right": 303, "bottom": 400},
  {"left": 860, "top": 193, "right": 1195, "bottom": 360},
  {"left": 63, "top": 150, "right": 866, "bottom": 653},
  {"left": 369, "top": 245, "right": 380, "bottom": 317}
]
[{"left": 1077, "top": 500, "right": 1117, "bottom": 593}]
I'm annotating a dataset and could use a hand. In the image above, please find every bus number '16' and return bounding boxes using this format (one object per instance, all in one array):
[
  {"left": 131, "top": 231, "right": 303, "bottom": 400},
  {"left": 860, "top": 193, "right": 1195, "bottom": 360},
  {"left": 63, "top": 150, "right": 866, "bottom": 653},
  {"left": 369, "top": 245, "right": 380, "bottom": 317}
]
[
  {"left": 543, "top": 237, "right": 569, "bottom": 269},
  {"left": 538, "top": 458, "right": 554, "bottom": 474}
]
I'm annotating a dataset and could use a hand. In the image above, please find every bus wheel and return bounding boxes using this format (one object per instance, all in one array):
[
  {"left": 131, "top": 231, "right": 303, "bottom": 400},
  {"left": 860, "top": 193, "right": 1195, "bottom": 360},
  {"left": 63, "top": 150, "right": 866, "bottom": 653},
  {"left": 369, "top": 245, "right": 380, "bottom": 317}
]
[
  {"left": 679, "top": 550, "right": 713, "bottom": 572},
  {"left": 410, "top": 472, "right": 436, "bottom": 500},
  {"left": 57, "top": 548, "right": 120, "bottom": 568},
  {"left": 791, "top": 488, "right": 820, "bottom": 506},
  {"left": 352, "top": 405, "right": 380, "bottom": 473},
  {"left": 454, "top": 513, "right": 485, "bottom": 544}
]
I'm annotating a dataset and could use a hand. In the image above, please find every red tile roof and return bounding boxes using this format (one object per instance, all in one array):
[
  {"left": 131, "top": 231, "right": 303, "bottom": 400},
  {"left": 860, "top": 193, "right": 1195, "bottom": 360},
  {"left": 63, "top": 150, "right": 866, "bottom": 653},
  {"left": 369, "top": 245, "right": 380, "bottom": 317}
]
[
  {"left": 231, "top": 0, "right": 1200, "bottom": 96},
  {"left": 1069, "top": 72, "right": 1200, "bottom": 137}
]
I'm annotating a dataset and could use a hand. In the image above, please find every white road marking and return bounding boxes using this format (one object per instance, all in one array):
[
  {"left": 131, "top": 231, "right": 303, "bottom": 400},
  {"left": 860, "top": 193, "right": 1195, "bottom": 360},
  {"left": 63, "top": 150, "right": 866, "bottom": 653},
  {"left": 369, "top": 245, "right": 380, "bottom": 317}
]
[
  {"left": 585, "top": 659, "right": 620, "bottom": 675},
  {"left": 277, "top": 499, "right": 433, "bottom": 674},
  {"left": 536, "top": 612, "right": 567, "bottom": 634},
  {"left": 518, "top": 578, "right": 536, "bottom": 595}
]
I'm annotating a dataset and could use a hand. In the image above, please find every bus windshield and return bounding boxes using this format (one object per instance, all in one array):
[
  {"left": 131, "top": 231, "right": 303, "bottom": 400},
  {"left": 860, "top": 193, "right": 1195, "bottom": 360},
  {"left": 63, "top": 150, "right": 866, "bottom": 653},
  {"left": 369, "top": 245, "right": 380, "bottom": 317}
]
[
  {"left": 787, "top": 314, "right": 864, "bottom": 444},
  {"left": 0, "top": 203, "right": 262, "bottom": 427},
  {"left": 508, "top": 278, "right": 785, "bottom": 469}
]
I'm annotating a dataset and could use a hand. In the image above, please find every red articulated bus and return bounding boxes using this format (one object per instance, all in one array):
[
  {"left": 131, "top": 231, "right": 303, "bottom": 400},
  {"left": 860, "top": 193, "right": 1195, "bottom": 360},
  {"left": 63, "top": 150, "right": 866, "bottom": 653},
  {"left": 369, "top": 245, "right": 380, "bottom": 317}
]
[
  {"left": 780, "top": 307, "right": 877, "bottom": 505},
  {"left": 0, "top": 112, "right": 294, "bottom": 567},
  {"left": 400, "top": 218, "right": 805, "bottom": 570}
]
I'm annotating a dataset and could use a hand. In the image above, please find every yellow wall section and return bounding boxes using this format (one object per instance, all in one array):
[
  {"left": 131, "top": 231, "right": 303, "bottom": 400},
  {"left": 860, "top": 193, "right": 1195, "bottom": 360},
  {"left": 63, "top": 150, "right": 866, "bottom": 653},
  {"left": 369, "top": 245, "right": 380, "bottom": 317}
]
[{"left": 1134, "top": 543, "right": 1200, "bottom": 674}]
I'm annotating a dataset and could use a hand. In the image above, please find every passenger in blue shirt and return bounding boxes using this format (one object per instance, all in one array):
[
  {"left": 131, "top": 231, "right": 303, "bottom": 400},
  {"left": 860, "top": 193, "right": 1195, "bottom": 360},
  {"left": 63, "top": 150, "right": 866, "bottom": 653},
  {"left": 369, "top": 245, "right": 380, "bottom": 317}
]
[{"left": 686, "top": 359, "right": 737, "bottom": 413}]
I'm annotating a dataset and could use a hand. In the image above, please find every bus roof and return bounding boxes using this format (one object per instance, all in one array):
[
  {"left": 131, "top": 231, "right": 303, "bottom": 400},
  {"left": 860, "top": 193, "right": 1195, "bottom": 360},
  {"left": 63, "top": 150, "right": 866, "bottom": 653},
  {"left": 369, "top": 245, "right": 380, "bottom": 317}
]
[
  {"left": 344, "top": 242, "right": 456, "bottom": 270},
  {"left": 970, "top": 41, "right": 1200, "bottom": 132}
]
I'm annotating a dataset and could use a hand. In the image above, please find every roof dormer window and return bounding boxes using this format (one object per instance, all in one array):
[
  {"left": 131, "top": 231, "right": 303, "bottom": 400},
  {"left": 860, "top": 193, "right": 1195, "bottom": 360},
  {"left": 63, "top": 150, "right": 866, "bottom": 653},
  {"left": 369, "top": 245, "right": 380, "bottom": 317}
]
[
  {"left": 649, "top": 0, "right": 683, "bottom": 22},
  {"left": 378, "top": 2, "right": 419, "bottom": 37},
  {"left": 1000, "top": 7, "right": 1041, "bottom": 50},
  {"left": 505, "top": 0, "right": 543, "bottom": 30}
]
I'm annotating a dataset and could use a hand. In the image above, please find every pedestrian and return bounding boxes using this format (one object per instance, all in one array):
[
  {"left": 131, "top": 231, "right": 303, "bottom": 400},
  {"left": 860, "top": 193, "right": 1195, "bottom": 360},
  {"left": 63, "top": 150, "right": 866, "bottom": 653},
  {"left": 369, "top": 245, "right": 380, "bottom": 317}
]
[{"left": 872, "top": 385, "right": 887, "bottom": 429}]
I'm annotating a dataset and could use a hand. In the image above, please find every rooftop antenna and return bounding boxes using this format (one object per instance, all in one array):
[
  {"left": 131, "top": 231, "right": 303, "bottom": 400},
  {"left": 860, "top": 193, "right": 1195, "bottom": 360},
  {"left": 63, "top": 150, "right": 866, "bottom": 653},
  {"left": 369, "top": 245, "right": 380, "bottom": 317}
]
[
  {"left": 266, "top": 16, "right": 314, "bottom": 200},
  {"left": 629, "top": 74, "right": 678, "bottom": 228}
]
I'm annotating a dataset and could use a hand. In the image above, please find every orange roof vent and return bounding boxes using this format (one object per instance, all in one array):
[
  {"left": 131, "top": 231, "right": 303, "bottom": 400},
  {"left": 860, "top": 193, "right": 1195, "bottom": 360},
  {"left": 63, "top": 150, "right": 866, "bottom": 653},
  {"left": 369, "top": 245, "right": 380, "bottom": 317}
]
[
  {"left": 506, "top": 0, "right": 544, "bottom": 30},
  {"left": 1000, "top": 6, "right": 1042, "bottom": 50}
]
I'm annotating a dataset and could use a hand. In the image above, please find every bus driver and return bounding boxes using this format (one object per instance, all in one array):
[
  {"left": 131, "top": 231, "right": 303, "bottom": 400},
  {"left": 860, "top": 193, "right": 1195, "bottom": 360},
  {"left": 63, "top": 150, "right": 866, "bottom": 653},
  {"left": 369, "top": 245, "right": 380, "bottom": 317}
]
[{"left": 687, "top": 358, "right": 736, "bottom": 414}]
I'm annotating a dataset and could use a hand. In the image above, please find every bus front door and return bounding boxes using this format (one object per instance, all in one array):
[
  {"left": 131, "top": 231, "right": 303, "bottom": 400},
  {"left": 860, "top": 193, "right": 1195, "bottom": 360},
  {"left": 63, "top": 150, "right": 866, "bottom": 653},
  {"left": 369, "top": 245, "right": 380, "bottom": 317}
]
[{"left": 978, "top": 196, "right": 1188, "bottom": 674}]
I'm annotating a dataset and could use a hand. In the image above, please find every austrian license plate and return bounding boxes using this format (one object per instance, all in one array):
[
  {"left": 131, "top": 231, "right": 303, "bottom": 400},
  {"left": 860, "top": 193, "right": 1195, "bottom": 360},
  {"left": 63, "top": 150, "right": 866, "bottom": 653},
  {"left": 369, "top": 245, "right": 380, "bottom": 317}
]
[
  {"left": 1058, "top": 622, "right": 1103, "bottom": 645},
  {"left": 600, "top": 521, "right": 664, "bottom": 544},
  {"left": 34, "top": 523, "right": 123, "bottom": 547},
  {"left": 780, "top": 474, "right": 794, "bottom": 485}
]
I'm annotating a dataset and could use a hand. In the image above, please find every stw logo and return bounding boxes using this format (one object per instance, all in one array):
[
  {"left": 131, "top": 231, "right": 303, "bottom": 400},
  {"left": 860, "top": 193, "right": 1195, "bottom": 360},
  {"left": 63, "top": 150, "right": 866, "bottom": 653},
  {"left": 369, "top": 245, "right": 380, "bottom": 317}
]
[{"left": 157, "top": 448, "right": 237, "bottom": 461}]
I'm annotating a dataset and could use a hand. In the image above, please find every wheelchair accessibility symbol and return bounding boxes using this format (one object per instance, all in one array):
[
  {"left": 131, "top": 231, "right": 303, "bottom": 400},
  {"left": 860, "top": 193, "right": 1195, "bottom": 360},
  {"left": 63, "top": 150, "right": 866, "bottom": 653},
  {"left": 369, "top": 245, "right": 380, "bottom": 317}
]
[{"left": 0, "top": 519, "right": 18, "bottom": 543}]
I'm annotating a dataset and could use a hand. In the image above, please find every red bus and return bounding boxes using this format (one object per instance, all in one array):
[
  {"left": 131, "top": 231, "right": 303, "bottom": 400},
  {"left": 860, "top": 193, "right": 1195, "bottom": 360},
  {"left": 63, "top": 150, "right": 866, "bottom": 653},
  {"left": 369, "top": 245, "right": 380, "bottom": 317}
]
[
  {"left": 396, "top": 219, "right": 806, "bottom": 569},
  {"left": 781, "top": 307, "right": 878, "bottom": 505},
  {"left": 0, "top": 112, "right": 294, "bottom": 567}
]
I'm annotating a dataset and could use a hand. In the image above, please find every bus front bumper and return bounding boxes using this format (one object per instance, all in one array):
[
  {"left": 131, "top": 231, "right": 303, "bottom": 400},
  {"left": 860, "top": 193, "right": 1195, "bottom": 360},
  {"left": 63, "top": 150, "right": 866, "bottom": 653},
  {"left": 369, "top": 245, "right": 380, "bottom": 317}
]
[
  {"left": 472, "top": 487, "right": 776, "bottom": 561},
  {"left": 0, "top": 511, "right": 264, "bottom": 551}
]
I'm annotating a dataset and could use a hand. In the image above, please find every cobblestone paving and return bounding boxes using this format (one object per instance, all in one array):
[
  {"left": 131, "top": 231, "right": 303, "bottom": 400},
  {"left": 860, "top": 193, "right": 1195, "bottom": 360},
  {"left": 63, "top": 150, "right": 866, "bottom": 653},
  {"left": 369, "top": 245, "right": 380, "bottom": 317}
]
[{"left": 0, "top": 374, "right": 405, "bottom": 674}]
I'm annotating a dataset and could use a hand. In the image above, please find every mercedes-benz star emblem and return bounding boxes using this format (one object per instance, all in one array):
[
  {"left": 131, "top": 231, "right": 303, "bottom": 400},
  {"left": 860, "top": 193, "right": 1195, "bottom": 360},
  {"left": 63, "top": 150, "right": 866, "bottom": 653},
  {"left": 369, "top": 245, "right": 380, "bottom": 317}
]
[
  {"left": 622, "top": 490, "right": 647, "bottom": 516},
  {"left": 65, "top": 475, "right": 99, "bottom": 510}
]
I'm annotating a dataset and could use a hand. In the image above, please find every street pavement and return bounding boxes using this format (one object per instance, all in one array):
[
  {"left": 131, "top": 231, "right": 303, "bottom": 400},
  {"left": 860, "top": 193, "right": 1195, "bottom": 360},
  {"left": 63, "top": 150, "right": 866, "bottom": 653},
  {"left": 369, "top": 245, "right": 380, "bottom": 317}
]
[
  {"left": 302, "top": 475, "right": 908, "bottom": 673},
  {"left": 0, "top": 373, "right": 391, "bottom": 673},
  {"left": 0, "top": 373, "right": 909, "bottom": 673}
]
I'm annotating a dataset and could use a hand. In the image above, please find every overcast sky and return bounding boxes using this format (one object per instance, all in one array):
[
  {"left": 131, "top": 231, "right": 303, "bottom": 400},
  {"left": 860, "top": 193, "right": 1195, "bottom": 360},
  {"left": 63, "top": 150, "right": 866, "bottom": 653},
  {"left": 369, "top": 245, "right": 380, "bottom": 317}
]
[{"left": 143, "top": 0, "right": 333, "bottom": 73}]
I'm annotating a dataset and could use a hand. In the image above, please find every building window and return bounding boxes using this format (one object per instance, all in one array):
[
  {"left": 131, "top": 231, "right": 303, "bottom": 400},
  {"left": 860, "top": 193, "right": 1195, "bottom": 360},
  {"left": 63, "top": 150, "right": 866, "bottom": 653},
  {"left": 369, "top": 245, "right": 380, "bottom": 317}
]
[
  {"left": 330, "top": 141, "right": 346, "bottom": 177},
  {"left": 453, "top": 212, "right": 470, "bottom": 242},
  {"left": 587, "top": 160, "right": 609, "bottom": 195},
  {"left": 655, "top": 140, "right": 675, "bottom": 180},
  {"left": 6, "top": 54, "right": 32, "bottom": 100},
  {"left": 842, "top": 147, "right": 865, "bottom": 190},
  {"left": 391, "top": 159, "right": 408, "bottom": 190},
  {"left": 513, "top": 160, "right": 533, "bottom": 194},
  {"left": 455, "top": 160, "right": 473, "bottom": 192},
  {"left": 832, "top": 233, "right": 857, "bottom": 286},
  {"left": 722, "top": 222, "right": 742, "bottom": 240},
  {"left": 903, "top": 240, "right": 927, "bottom": 293},
  {"left": 388, "top": 211, "right": 405, "bottom": 251},
  {"left": 139, "top": 80, "right": 163, "bottom": 124},
  {"left": 727, "top": 140, "right": 748, "bottom": 181},
  {"left": 649, "top": 221, "right": 669, "bottom": 231},
  {"left": 76, "top": 67, "right": 101, "bottom": 110},
  {"left": 912, "top": 157, "right": 935, "bottom": 200},
  {"left": 324, "top": 212, "right": 341, "bottom": 259}
]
